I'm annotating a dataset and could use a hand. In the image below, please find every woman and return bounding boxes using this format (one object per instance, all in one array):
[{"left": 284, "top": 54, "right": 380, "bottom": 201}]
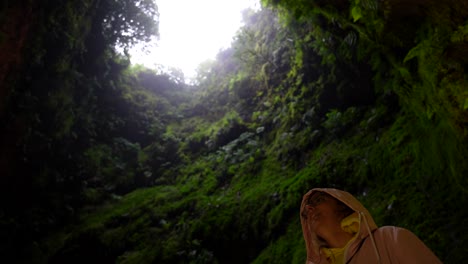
[{"left": 300, "top": 188, "right": 442, "bottom": 264}]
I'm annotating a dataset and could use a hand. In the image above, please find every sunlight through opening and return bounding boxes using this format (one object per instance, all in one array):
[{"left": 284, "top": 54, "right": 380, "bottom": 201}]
[{"left": 130, "top": 0, "right": 260, "bottom": 83}]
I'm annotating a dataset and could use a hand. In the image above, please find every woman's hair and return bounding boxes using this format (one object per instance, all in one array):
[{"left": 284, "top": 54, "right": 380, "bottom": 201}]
[{"left": 306, "top": 191, "right": 354, "bottom": 219}]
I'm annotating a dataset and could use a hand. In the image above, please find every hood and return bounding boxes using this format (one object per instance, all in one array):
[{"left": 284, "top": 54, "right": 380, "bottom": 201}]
[{"left": 300, "top": 188, "right": 378, "bottom": 264}]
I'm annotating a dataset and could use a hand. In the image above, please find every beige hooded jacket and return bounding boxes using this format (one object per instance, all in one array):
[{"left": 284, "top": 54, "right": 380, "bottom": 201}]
[{"left": 300, "top": 188, "right": 442, "bottom": 264}]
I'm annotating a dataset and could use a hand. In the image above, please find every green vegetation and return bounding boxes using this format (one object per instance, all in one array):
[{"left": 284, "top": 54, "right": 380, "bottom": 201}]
[{"left": 1, "top": 0, "right": 467, "bottom": 263}]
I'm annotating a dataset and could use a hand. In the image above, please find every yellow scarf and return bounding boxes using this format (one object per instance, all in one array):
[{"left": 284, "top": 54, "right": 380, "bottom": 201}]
[{"left": 322, "top": 213, "right": 360, "bottom": 264}]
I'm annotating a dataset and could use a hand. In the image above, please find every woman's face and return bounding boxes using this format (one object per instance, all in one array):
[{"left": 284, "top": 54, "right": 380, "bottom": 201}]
[{"left": 305, "top": 193, "right": 344, "bottom": 242}]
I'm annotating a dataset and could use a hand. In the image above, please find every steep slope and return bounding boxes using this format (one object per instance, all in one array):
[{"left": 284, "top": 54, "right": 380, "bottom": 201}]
[
  {"left": 45, "top": 3, "right": 468, "bottom": 264},
  {"left": 1, "top": 1, "right": 467, "bottom": 263}
]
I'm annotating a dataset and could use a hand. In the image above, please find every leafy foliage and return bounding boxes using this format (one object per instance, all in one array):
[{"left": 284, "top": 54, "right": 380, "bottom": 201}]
[
  {"left": 1, "top": 1, "right": 467, "bottom": 263},
  {"left": 99, "top": 0, "right": 159, "bottom": 51}
]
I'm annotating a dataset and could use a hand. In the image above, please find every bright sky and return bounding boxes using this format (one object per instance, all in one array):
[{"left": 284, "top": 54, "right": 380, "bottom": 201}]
[{"left": 130, "top": 0, "right": 260, "bottom": 82}]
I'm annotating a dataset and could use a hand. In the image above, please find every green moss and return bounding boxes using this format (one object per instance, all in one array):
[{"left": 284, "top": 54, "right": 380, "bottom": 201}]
[
  {"left": 117, "top": 247, "right": 159, "bottom": 264},
  {"left": 81, "top": 186, "right": 180, "bottom": 230},
  {"left": 252, "top": 223, "right": 305, "bottom": 264},
  {"left": 28, "top": 2, "right": 468, "bottom": 263}
]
